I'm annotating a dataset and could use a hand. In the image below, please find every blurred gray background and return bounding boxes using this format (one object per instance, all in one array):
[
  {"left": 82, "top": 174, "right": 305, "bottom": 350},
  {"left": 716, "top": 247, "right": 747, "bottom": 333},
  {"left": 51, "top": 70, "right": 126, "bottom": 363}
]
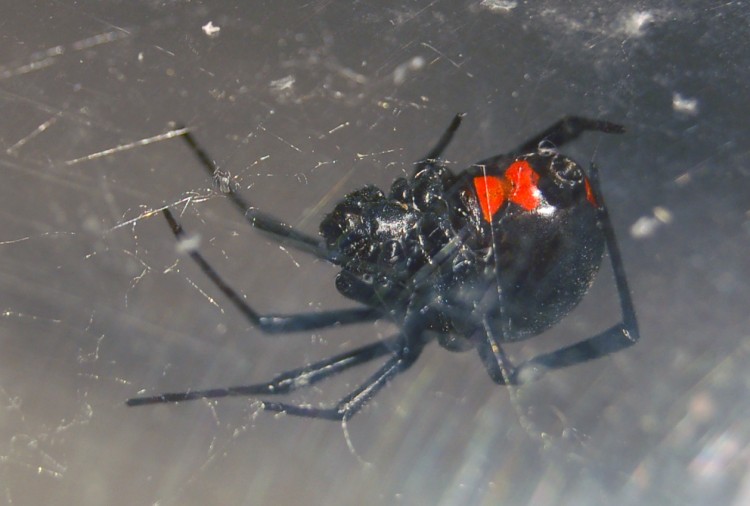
[{"left": 1, "top": 1, "right": 749, "bottom": 505}]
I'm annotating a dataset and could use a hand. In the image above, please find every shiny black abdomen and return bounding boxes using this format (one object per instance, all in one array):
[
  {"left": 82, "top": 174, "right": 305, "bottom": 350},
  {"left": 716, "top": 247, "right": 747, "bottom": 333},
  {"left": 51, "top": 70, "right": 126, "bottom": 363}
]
[{"left": 488, "top": 201, "right": 604, "bottom": 340}]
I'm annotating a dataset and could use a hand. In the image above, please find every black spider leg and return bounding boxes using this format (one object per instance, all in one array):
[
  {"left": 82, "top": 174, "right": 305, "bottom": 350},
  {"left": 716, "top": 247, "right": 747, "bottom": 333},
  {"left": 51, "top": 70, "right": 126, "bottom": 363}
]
[
  {"left": 161, "top": 208, "right": 382, "bottom": 332},
  {"left": 127, "top": 336, "right": 398, "bottom": 407},
  {"left": 259, "top": 334, "right": 423, "bottom": 420},
  {"left": 473, "top": 117, "right": 626, "bottom": 170},
  {"left": 414, "top": 113, "right": 464, "bottom": 171},
  {"left": 251, "top": 241, "right": 469, "bottom": 419},
  {"left": 478, "top": 162, "right": 639, "bottom": 385},
  {"left": 508, "top": 116, "right": 626, "bottom": 156},
  {"left": 178, "top": 114, "right": 465, "bottom": 262},
  {"left": 186, "top": 112, "right": 466, "bottom": 333},
  {"left": 129, "top": 333, "right": 421, "bottom": 420},
  {"left": 513, "top": 162, "right": 639, "bottom": 377},
  {"left": 126, "top": 209, "right": 406, "bottom": 412},
  {"left": 129, "top": 117, "right": 468, "bottom": 413},
  {"left": 177, "top": 126, "right": 337, "bottom": 263},
  {"left": 129, "top": 210, "right": 437, "bottom": 418}
]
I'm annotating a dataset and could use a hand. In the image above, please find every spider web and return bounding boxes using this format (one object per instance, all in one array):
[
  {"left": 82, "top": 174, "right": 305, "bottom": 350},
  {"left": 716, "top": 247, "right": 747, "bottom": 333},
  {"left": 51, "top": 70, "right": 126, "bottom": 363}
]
[{"left": 2, "top": 1, "right": 750, "bottom": 505}]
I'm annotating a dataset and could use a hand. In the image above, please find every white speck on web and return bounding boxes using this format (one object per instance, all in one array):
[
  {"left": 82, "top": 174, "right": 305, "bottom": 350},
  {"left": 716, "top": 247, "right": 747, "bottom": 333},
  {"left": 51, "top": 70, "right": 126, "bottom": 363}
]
[
  {"left": 202, "top": 21, "right": 221, "bottom": 37},
  {"left": 673, "top": 93, "right": 700, "bottom": 116},
  {"left": 479, "top": 0, "right": 517, "bottom": 13}
]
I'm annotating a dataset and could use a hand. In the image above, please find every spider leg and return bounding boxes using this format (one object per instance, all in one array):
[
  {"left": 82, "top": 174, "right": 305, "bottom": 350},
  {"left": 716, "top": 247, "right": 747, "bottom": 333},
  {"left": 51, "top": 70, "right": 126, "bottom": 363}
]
[
  {"left": 519, "top": 162, "right": 639, "bottom": 373},
  {"left": 509, "top": 116, "right": 625, "bottom": 157},
  {"left": 127, "top": 335, "right": 400, "bottom": 406},
  {"left": 163, "top": 209, "right": 381, "bottom": 333},
  {"left": 178, "top": 127, "right": 337, "bottom": 263},
  {"left": 476, "top": 320, "right": 519, "bottom": 385},
  {"left": 417, "top": 113, "right": 464, "bottom": 165},
  {"left": 260, "top": 339, "right": 423, "bottom": 420},
  {"left": 587, "top": 162, "right": 639, "bottom": 340},
  {"left": 479, "top": 162, "right": 639, "bottom": 384}
]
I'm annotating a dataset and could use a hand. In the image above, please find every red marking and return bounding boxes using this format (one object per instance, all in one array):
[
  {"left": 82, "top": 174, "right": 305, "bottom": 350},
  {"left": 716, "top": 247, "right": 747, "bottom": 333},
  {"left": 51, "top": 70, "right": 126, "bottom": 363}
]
[
  {"left": 473, "top": 160, "right": 541, "bottom": 223},
  {"left": 505, "top": 161, "right": 540, "bottom": 211},
  {"left": 584, "top": 178, "right": 598, "bottom": 207},
  {"left": 473, "top": 175, "right": 507, "bottom": 223}
]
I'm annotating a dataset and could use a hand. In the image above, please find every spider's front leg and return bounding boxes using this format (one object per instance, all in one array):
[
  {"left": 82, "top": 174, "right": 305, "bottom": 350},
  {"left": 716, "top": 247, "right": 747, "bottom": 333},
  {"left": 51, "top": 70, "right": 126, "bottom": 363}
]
[
  {"left": 177, "top": 127, "right": 335, "bottom": 261},
  {"left": 418, "top": 113, "right": 464, "bottom": 163}
]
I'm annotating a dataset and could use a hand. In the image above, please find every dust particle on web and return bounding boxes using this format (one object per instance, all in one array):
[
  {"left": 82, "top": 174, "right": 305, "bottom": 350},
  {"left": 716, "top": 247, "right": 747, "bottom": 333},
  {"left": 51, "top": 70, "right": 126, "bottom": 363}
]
[
  {"left": 202, "top": 21, "right": 221, "bottom": 38},
  {"left": 479, "top": 0, "right": 518, "bottom": 14}
]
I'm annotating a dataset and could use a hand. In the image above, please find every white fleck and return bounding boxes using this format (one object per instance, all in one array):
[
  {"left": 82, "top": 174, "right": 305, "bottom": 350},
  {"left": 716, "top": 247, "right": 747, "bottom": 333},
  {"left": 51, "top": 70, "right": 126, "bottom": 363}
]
[
  {"left": 479, "top": 0, "right": 518, "bottom": 13},
  {"left": 619, "top": 11, "right": 654, "bottom": 37},
  {"left": 393, "top": 56, "right": 425, "bottom": 85},
  {"left": 653, "top": 206, "right": 673, "bottom": 224},
  {"left": 409, "top": 56, "right": 425, "bottom": 70},
  {"left": 630, "top": 11, "right": 654, "bottom": 31},
  {"left": 536, "top": 203, "right": 557, "bottom": 217},
  {"left": 393, "top": 67, "right": 406, "bottom": 85},
  {"left": 270, "top": 75, "right": 295, "bottom": 91},
  {"left": 673, "top": 93, "right": 700, "bottom": 115},
  {"left": 630, "top": 207, "right": 672, "bottom": 239},
  {"left": 202, "top": 21, "right": 221, "bottom": 37},
  {"left": 631, "top": 216, "right": 659, "bottom": 239},
  {"left": 675, "top": 173, "right": 691, "bottom": 186},
  {"left": 176, "top": 233, "right": 201, "bottom": 254}
]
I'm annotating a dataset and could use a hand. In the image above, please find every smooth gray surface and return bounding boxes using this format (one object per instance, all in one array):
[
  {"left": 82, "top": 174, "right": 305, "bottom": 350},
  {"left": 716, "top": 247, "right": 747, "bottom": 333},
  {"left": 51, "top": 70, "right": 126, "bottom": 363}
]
[{"left": 1, "top": 2, "right": 749, "bottom": 505}]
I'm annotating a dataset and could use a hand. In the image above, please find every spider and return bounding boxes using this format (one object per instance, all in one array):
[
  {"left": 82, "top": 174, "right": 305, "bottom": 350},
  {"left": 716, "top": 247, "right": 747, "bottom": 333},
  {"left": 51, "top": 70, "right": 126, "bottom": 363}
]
[{"left": 127, "top": 114, "right": 639, "bottom": 420}]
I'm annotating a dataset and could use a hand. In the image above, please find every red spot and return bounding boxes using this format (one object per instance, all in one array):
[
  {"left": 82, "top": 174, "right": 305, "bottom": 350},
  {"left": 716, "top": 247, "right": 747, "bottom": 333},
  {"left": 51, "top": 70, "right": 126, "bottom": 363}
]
[
  {"left": 584, "top": 178, "right": 598, "bottom": 207},
  {"left": 473, "top": 175, "right": 507, "bottom": 223},
  {"left": 473, "top": 161, "right": 541, "bottom": 223},
  {"left": 505, "top": 160, "right": 540, "bottom": 211}
]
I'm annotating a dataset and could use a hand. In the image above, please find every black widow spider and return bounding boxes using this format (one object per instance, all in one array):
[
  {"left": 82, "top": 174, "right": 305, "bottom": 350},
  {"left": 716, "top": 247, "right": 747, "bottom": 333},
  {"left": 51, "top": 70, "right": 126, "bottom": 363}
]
[{"left": 127, "top": 115, "right": 639, "bottom": 421}]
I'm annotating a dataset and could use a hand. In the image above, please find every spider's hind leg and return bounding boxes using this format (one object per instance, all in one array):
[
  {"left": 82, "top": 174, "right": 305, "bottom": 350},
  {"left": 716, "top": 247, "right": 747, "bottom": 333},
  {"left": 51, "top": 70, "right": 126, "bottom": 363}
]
[
  {"left": 127, "top": 336, "right": 400, "bottom": 408},
  {"left": 510, "top": 116, "right": 625, "bottom": 156},
  {"left": 261, "top": 337, "right": 423, "bottom": 420},
  {"left": 128, "top": 333, "right": 423, "bottom": 422}
]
